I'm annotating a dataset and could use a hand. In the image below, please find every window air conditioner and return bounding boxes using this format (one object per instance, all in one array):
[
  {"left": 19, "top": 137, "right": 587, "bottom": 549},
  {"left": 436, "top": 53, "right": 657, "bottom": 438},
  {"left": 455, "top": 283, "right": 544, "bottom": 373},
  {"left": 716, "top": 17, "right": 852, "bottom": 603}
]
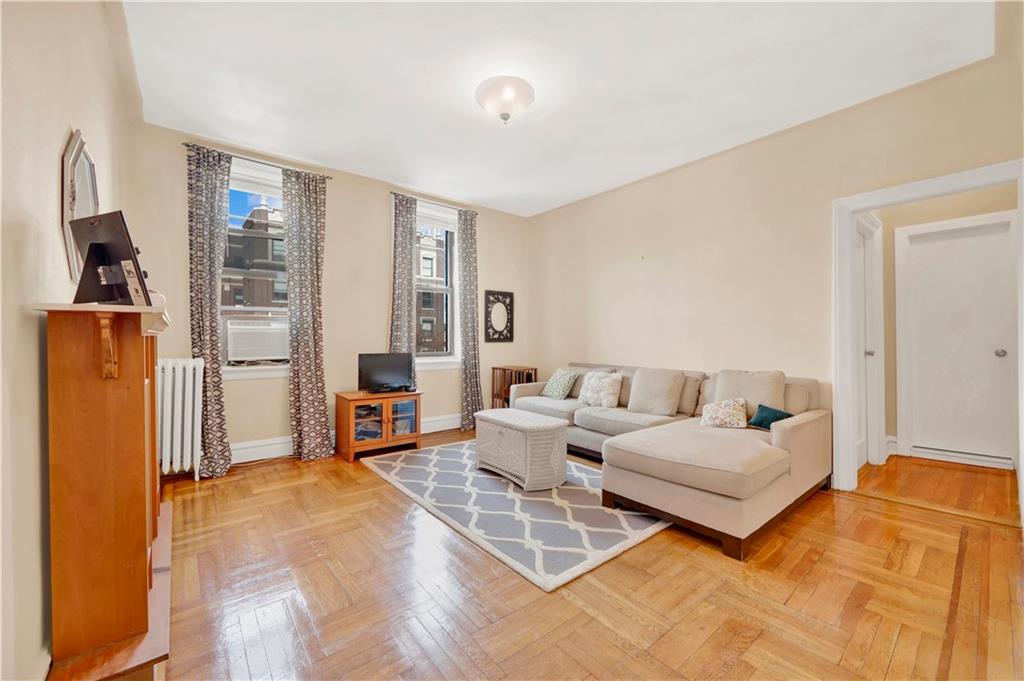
[{"left": 225, "top": 319, "right": 289, "bottom": 362}]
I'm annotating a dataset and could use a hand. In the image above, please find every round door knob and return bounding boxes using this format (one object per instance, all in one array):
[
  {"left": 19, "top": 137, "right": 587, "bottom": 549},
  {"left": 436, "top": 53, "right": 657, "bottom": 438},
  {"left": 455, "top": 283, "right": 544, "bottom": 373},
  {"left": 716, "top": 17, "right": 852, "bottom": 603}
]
[{"left": 995, "top": 348, "right": 1008, "bottom": 358}]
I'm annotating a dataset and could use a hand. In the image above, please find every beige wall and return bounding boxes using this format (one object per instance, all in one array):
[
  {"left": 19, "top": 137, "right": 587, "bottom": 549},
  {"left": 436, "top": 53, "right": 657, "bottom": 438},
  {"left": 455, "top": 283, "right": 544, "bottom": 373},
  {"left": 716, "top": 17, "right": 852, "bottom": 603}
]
[
  {"left": 1, "top": 3, "right": 140, "bottom": 679},
  {"left": 122, "top": 123, "right": 537, "bottom": 444},
  {"left": 878, "top": 185, "right": 1018, "bottom": 436},
  {"left": 0, "top": 4, "right": 6, "bottom": 675},
  {"left": 529, "top": 3, "right": 1021, "bottom": 390},
  {"left": 1, "top": 4, "right": 6, "bottom": 675}
]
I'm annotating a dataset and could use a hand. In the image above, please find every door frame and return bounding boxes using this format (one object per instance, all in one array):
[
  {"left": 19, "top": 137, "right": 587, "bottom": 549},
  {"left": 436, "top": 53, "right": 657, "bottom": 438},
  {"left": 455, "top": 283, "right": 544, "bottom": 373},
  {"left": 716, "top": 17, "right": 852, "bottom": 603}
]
[
  {"left": 894, "top": 210, "right": 1019, "bottom": 468},
  {"left": 854, "top": 211, "right": 886, "bottom": 467},
  {"left": 831, "top": 159, "right": 1023, "bottom": 509}
]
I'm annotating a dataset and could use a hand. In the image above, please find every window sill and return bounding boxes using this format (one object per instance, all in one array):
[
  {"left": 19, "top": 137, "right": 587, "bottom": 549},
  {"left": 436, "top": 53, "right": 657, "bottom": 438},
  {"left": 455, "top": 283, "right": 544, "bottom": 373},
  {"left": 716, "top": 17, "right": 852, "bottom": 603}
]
[
  {"left": 415, "top": 357, "right": 462, "bottom": 372},
  {"left": 223, "top": 364, "right": 289, "bottom": 381}
]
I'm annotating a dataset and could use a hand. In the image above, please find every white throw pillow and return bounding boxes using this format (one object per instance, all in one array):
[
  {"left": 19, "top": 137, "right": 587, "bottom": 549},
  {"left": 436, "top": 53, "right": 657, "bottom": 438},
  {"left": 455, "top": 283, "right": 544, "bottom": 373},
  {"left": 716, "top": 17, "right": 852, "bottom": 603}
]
[
  {"left": 700, "top": 398, "right": 748, "bottom": 428},
  {"left": 568, "top": 367, "right": 614, "bottom": 398},
  {"left": 577, "top": 372, "right": 623, "bottom": 408}
]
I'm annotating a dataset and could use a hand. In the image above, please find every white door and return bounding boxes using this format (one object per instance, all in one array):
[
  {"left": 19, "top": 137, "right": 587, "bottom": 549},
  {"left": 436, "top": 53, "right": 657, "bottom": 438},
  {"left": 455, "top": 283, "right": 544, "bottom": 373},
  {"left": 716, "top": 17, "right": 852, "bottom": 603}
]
[
  {"left": 854, "top": 212, "right": 884, "bottom": 468},
  {"left": 896, "top": 210, "right": 1019, "bottom": 466},
  {"left": 853, "top": 231, "right": 869, "bottom": 468}
]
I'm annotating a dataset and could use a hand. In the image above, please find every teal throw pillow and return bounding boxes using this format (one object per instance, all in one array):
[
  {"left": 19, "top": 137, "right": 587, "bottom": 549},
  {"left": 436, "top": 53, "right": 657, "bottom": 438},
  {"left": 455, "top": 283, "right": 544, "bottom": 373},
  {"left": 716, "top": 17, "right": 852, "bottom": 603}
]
[{"left": 748, "top": 404, "right": 793, "bottom": 431}]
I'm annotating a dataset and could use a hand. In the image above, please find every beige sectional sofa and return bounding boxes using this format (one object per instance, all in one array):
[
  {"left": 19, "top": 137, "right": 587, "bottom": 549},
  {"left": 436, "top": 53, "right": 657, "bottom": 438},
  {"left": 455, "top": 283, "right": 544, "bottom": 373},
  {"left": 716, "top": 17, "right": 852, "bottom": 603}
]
[
  {"left": 511, "top": 363, "right": 706, "bottom": 455},
  {"left": 509, "top": 362, "right": 832, "bottom": 559}
]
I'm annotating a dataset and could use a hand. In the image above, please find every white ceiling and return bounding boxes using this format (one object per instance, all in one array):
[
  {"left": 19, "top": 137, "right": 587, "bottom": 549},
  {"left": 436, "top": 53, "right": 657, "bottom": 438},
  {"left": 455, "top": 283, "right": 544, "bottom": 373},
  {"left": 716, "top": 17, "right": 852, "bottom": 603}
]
[{"left": 124, "top": 2, "right": 994, "bottom": 217}]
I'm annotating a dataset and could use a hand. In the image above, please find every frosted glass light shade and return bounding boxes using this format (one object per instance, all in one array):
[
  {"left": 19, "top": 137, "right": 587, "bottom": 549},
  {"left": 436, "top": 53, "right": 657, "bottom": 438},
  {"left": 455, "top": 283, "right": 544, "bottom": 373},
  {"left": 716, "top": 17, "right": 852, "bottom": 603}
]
[{"left": 475, "top": 75, "right": 535, "bottom": 124}]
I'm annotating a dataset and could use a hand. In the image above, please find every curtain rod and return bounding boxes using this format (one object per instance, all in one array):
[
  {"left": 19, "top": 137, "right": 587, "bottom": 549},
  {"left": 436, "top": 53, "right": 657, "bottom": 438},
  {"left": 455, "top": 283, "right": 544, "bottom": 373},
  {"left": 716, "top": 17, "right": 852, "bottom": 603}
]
[
  {"left": 182, "top": 142, "right": 333, "bottom": 179},
  {"left": 390, "top": 191, "right": 471, "bottom": 214}
]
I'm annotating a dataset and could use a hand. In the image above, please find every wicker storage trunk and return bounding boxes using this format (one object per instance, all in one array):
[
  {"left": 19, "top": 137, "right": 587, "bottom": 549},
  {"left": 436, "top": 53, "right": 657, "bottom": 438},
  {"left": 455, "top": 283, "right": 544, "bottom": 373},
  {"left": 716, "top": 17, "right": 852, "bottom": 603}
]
[{"left": 474, "top": 408, "right": 568, "bottom": 491}]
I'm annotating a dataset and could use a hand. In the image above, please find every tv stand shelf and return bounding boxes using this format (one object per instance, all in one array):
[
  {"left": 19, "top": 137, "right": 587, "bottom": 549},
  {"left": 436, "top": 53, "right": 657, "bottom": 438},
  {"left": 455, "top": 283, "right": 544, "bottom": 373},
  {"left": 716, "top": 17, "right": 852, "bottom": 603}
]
[{"left": 335, "top": 390, "right": 422, "bottom": 462}]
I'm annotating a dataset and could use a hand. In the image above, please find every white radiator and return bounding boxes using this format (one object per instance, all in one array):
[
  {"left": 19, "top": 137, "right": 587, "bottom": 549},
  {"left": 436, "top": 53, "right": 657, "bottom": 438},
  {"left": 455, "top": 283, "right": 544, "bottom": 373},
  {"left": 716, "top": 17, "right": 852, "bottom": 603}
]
[{"left": 156, "top": 358, "right": 205, "bottom": 481}]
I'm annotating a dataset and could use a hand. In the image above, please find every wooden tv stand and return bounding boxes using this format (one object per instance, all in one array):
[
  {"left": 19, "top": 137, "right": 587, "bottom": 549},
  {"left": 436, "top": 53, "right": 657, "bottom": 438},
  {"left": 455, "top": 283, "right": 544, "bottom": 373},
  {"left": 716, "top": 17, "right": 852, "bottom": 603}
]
[{"left": 335, "top": 390, "right": 422, "bottom": 462}]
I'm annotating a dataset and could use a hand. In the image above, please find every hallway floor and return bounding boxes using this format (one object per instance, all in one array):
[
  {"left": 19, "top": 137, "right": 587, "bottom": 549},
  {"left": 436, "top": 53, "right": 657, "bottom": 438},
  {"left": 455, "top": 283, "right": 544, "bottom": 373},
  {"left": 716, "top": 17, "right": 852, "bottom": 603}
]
[{"left": 856, "top": 455, "right": 1020, "bottom": 527}]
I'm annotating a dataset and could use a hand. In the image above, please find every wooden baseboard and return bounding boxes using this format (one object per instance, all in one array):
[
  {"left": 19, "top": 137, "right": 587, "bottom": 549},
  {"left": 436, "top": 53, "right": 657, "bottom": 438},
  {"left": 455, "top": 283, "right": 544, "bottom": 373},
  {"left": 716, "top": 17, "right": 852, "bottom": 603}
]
[{"left": 897, "top": 447, "right": 1015, "bottom": 470}]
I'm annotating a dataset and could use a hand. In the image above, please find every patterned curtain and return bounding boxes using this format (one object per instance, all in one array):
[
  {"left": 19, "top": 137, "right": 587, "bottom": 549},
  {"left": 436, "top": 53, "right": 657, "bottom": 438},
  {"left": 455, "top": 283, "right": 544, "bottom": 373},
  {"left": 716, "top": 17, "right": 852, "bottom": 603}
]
[
  {"left": 185, "top": 143, "right": 233, "bottom": 478},
  {"left": 283, "top": 169, "right": 334, "bottom": 461},
  {"left": 457, "top": 209, "right": 484, "bottom": 429},
  {"left": 388, "top": 193, "right": 418, "bottom": 386}
]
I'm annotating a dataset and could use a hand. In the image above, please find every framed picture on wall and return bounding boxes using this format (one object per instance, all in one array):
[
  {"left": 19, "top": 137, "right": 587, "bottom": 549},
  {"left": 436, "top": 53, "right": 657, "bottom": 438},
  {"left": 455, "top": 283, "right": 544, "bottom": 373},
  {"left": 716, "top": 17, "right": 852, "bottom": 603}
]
[
  {"left": 62, "top": 129, "right": 99, "bottom": 282},
  {"left": 484, "top": 290, "right": 513, "bottom": 342}
]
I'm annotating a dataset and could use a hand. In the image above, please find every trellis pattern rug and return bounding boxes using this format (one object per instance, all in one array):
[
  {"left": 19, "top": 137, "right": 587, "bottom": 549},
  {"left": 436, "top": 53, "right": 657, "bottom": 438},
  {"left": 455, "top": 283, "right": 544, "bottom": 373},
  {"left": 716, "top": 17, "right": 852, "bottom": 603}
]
[{"left": 363, "top": 440, "right": 669, "bottom": 591}]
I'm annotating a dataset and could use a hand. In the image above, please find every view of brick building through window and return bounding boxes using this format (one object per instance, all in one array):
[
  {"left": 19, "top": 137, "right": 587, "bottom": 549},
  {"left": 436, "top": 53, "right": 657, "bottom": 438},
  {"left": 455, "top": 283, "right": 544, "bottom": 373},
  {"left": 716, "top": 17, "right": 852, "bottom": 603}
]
[
  {"left": 220, "top": 176, "right": 289, "bottom": 366},
  {"left": 414, "top": 225, "right": 453, "bottom": 354},
  {"left": 217, "top": 193, "right": 454, "bottom": 362},
  {"left": 222, "top": 197, "right": 286, "bottom": 308}
]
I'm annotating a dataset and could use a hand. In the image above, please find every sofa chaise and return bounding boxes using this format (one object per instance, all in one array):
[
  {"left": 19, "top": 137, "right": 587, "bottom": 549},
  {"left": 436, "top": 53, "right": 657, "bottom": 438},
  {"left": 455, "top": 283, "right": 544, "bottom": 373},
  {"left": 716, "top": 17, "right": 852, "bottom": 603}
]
[{"left": 509, "top": 362, "right": 832, "bottom": 559}]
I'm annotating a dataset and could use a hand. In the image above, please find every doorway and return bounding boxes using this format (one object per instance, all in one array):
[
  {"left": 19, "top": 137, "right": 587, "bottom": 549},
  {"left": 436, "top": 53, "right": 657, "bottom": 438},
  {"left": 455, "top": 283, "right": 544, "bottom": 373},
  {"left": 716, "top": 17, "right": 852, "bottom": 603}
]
[{"left": 831, "top": 159, "right": 1024, "bottom": 525}]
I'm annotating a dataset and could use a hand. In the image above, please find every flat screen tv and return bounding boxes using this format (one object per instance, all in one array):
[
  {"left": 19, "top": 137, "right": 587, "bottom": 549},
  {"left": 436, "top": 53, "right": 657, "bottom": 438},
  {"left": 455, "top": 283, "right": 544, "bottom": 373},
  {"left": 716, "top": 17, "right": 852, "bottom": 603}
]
[{"left": 358, "top": 353, "right": 414, "bottom": 393}]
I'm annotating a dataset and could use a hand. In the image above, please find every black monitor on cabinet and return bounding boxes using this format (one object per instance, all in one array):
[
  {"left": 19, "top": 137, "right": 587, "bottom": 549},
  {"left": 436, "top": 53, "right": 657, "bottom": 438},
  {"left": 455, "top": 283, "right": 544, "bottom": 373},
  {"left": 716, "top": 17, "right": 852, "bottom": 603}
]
[
  {"left": 71, "top": 210, "right": 151, "bottom": 306},
  {"left": 358, "top": 353, "right": 414, "bottom": 392}
]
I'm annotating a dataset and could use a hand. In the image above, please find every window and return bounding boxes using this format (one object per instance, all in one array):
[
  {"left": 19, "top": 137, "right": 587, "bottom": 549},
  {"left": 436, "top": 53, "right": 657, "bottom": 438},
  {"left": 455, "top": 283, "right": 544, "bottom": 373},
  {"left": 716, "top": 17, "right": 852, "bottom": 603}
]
[
  {"left": 413, "top": 204, "right": 457, "bottom": 357},
  {"left": 221, "top": 158, "right": 288, "bottom": 368},
  {"left": 420, "top": 253, "right": 436, "bottom": 278},
  {"left": 272, "top": 280, "right": 288, "bottom": 303}
]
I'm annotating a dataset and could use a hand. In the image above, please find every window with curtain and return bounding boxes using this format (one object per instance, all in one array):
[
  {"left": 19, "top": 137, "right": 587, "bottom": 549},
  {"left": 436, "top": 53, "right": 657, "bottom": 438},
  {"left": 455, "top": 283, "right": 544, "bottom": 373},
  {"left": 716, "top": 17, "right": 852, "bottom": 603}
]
[
  {"left": 414, "top": 202, "right": 458, "bottom": 357},
  {"left": 220, "top": 158, "right": 289, "bottom": 366}
]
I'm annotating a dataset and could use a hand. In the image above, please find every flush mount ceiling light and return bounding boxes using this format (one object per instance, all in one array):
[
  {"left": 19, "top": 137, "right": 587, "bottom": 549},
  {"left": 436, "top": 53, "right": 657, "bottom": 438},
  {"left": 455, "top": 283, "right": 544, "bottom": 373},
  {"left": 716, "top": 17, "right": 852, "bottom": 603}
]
[{"left": 475, "top": 75, "right": 535, "bottom": 124}]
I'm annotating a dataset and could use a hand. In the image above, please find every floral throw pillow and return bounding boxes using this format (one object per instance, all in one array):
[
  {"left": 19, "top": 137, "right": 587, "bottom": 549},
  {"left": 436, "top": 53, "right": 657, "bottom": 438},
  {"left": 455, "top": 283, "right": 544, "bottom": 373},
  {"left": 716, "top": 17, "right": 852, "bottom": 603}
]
[
  {"left": 541, "top": 368, "right": 580, "bottom": 400},
  {"left": 700, "top": 397, "right": 748, "bottom": 428},
  {"left": 578, "top": 371, "right": 623, "bottom": 408}
]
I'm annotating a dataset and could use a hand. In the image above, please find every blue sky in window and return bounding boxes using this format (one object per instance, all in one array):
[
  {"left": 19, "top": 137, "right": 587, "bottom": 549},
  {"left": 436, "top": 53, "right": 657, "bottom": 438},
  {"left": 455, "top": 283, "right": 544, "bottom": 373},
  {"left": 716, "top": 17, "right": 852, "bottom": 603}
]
[{"left": 229, "top": 189, "right": 283, "bottom": 229}]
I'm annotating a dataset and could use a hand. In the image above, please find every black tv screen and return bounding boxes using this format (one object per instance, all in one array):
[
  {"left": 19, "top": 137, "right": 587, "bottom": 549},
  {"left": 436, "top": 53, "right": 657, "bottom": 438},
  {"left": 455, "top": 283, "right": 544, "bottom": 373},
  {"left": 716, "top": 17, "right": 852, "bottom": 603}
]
[{"left": 358, "top": 353, "right": 413, "bottom": 392}]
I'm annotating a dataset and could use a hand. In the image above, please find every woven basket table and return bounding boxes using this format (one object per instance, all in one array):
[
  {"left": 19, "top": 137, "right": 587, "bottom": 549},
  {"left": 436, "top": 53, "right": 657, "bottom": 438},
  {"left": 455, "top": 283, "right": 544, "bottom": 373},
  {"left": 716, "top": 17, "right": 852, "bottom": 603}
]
[{"left": 474, "top": 408, "right": 568, "bottom": 491}]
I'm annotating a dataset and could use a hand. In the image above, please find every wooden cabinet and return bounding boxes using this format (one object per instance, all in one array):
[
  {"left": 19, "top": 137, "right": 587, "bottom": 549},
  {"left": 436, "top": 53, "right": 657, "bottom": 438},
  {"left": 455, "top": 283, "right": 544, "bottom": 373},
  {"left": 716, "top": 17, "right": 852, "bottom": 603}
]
[
  {"left": 336, "top": 390, "right": 422, "bottom": 461},
  {"left": 40, "top": 304, "right": 171, "bottom": 681},
  {"left": 491, "top": 365, "right": 538, "bottom": 408}
]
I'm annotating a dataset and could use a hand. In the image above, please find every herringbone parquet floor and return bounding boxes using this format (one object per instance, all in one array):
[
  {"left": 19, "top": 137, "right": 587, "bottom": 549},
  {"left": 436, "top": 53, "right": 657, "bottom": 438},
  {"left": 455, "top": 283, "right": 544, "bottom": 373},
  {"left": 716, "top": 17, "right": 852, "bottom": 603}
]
[
  {"left": 164, "top": 433, "right": 1023, "bottom": 680},
  {"left": 856, "top": 455, "right": 1021, "bottom": 527}
]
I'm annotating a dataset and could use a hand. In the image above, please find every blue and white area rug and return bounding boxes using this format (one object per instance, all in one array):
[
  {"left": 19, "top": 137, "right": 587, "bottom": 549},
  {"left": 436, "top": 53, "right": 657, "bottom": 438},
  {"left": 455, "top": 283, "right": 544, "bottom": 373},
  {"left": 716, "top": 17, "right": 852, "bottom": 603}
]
[{"left": 363, "top": 440, "right": 669, "bottom": 592}]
